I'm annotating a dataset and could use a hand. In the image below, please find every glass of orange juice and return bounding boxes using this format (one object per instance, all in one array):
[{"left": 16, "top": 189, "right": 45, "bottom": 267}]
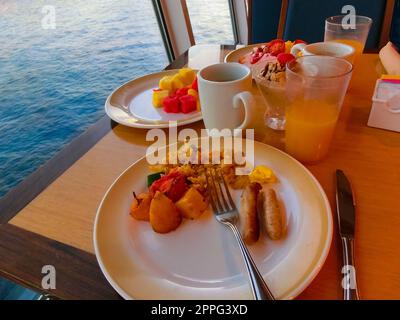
[
  {"left": 324, "top": 15, "right": 372, "bottom": 65},
  {"left": 285, "top": 56, "right": 353, "bottom": 163}
]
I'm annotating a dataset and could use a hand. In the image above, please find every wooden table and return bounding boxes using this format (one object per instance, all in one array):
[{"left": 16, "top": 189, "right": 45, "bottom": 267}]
[{"left": 0, "top": 45, "right": 399, "bottom": 300}]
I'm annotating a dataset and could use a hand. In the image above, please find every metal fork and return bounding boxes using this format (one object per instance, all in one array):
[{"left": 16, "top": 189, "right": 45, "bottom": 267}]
[{"left": 205, "top": 167, "right": 275, "bottom": 300}]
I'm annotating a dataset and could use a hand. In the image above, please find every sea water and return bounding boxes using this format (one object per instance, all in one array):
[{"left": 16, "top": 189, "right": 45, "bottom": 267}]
[{"left": 0, "top": 0, "right": 233, "bottom": 197}]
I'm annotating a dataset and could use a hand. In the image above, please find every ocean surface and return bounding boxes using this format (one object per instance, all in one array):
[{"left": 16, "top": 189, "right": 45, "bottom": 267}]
[{"left": 0, "top": 0, "right": 233, "bottom": 197}]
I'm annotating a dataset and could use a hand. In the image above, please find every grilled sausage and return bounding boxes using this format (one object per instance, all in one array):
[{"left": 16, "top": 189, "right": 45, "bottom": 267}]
[
  {"left": 239, "top": 183, "right": 261, "bottom": 244},
  {"left": 258, "top": 187, "right": 282, "bottom": 240}
]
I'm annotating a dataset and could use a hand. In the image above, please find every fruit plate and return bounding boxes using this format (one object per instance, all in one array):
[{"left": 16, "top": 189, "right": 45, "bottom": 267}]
[
  {"left": 93, "top": 139, "right": 333, "bottom": 300},
  {"left": 224, "top": 43, "right": 268, "bottom": 64},
  {"left": 105, "top": 69, "right": 202, "bottom": 129}
]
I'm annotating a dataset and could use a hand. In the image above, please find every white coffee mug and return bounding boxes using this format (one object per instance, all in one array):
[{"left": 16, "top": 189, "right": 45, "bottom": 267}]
[
  {"left": 291, "top": 41, "right": 355, "bottom": 63},
  {"left": 198, "top": 63, "right": 256, "bottom": 133}
]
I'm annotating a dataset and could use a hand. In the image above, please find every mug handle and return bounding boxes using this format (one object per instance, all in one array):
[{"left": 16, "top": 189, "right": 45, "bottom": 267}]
[
  {"left": 233, "top": 91, "right": 256, "bottom": 130},
  {"left": 290, "top": 43, "right": 306, "bottom": 56}
]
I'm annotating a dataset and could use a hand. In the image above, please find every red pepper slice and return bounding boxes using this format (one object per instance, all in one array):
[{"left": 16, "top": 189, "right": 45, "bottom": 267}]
[{"left": 149, "top": 170, "right": 188, "bottom": 202}]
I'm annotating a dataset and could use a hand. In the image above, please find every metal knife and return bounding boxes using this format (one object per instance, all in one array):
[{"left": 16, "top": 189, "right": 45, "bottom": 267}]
[{"left": 336, "top": 169, "right": 360, "bottom": 300}]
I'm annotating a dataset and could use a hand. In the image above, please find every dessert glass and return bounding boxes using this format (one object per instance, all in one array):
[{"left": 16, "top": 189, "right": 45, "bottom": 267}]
[{"left": 253, "top": 64, "right": 288, "bottom": 131}]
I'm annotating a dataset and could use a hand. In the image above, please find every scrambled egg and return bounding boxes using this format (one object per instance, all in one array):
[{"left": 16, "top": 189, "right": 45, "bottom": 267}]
[{"left": 249, "top": 165, "right": 276, "bottom": 184}]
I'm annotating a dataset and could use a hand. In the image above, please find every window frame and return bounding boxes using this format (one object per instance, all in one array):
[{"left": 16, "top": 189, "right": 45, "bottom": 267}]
[
  {"left": 152, "top": 0, "right": 195, "bottom": 61},
  {"left": 152, "top": 0, "right": 244, "bottom": 61},
  {"left": 229, "top": 0, "right": 249, "bottom": 45}
]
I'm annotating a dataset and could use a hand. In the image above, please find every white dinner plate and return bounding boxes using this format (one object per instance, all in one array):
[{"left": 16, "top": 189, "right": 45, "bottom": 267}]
[
  {"left": 105, "top": 70, "right": 202, "bottom": 129},
  {"left": 224, "top": 43, "right": 268, "bottom": 64},
  {"left": 94, "top": 140, "right": 333, "bottom": 300}
]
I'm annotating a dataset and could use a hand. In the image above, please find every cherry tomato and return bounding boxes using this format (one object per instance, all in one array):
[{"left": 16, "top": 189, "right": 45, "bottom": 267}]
[{"left": 267, "top": 39, "right": 285, "bottom": 56}]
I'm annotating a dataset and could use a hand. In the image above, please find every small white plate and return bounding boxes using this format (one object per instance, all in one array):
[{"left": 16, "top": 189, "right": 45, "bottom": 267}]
[
  {"left": 94, "top": 140, "right": 333, "bottom": 300},
  {"left": 105, "top": 70, "right": 202, "bottom": 129},
  {"left": 224, "top": 43, "right": 268, "bottom": 64}
]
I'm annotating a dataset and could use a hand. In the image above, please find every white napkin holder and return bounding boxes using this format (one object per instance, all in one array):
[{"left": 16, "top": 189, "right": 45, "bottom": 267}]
[{"left": 368, "top": 79, "right": 400, "bottom": 132}]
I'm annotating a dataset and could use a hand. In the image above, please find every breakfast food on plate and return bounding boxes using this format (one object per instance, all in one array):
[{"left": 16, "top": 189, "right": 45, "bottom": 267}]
[
  {"left": 129, "top": 144, "right": 284, "bottom": 240},
  {"left": 239, "top": 166, "right": 283, "bottom": 243},
  {"left": 130, "top": 163, "right": 209, "bottom": 233},
  {"left": 149, "top": 170, "right": 188, "bottom": 202},
  {"left": 152, "top": 68, "right": 200, "bottom": 114},
  {"left": 249, "top": 165, "right": 276, "bottom": 184},
  {"left": 175, "top": 187, "right": 208, "bottom": 219},
  {"left": 239, "top": 183, "right": 261, "bottom": 244},
  {"left": 130, "top": 192, "right": 152, "bottom": 221},
  {"left": 258, "top": 187, "right": 283, "bottom": 240},
  {"left": 150, "top": 191, "right": 182, "bottom": 233}
]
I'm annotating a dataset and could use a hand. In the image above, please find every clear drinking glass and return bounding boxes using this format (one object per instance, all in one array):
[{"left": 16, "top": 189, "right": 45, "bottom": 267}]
[
  {"left": 285, "top": 56, "right": 353, "bottom": 163},
  {"left": 324, "top": 15, "right": 372, "bottom": 65},
  {"left": 254, "top": 72, "right": 287, "bottom": 131}
]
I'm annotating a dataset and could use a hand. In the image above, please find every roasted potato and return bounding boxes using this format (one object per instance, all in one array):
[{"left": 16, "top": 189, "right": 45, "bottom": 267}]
[
  {"left": 258, "top": 187, "right": 282, "bottom": 240},
  {"left": 149, "top": 191, "right": 182, "bottom": 233},
  {"left": 175, "top": 187, "right": 208, "bottom": 219},
  {"left": 239, "top": 183, "right": 261, "bottom": 244},
  {"left": 130, "top": 192, "right": 152, "bottom": 221}
]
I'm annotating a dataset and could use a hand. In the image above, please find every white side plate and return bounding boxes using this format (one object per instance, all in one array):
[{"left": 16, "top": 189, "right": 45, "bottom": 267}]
[{"left": 105, "top": 70, "right": 202, "bottom": 129}]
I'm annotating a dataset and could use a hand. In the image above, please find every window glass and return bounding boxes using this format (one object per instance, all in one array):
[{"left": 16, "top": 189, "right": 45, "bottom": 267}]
[
  {"left": 186, "top": 0, "right": 235, "bottom": 44},
  {"left": 0, "top": 0, "right": 168, "bottom": 196}
]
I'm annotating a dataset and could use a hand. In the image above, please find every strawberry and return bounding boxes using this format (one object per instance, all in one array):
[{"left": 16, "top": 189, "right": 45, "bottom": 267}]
[
  {"left": 277, "top": 53, "right": 295, "bottom": 66},
  {"left": 250, "top": 52, "right": 263, "bottom": 64},
  {"left": 294, "top": 39, "right": 307, "bottom": 45},
  {"left": 267, "top": 39, "right": 285, "bottom": 56}
]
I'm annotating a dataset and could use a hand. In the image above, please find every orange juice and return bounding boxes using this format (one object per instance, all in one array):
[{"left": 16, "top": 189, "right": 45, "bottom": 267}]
[
  {"left": 332, "top": 39, "right": 364, "bottom": 64},
  {"left": 285, "top": 100, "right": 339, "bottom": 163}
]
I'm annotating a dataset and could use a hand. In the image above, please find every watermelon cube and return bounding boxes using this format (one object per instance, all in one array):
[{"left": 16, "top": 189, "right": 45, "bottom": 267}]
[
  {"left": 179, "top": 95, "right": 197, "bottom": 114},
  {"left": 176, "top": 87, "right": 189, "bottom": 97},
  {"left": 191, "top": 77, "right": 198, "bottom": 91},
  {"left": 163, "top": 96, "right": 181, "bottom": 113}
]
